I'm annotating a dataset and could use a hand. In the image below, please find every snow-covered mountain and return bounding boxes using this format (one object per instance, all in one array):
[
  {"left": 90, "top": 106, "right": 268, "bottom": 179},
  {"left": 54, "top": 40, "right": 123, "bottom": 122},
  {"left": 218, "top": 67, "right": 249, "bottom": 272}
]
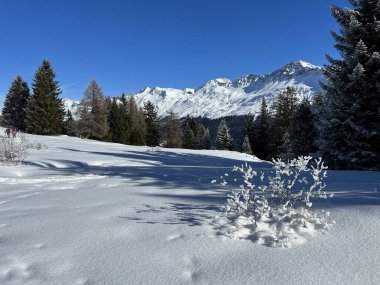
[
  {"left": 132, "top": 60, "right": 324, "bottom": 118},
  {"left": 63, "top": 60, "right": 324, "bottom": 119}
]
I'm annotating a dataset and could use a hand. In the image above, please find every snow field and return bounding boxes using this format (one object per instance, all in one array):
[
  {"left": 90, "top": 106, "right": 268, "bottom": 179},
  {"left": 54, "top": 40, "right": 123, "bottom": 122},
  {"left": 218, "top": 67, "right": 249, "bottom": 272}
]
[{"left": 0, "top": 133, "right": 379, "bottom": 284}]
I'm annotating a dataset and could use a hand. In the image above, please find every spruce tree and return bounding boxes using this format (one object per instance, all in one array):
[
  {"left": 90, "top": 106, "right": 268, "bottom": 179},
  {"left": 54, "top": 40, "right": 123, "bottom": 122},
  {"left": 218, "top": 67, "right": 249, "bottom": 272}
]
[
  {"left": 244, "top": 113, "right": 255, "bottom": 153},
  {"left": 216, "top": 119, "right": 233, "bottom": 150},
  {"left": 242, "top": 135, "right": 252, "bottom": 154},
  {"left": 144, "top": 100, "right": 160, "bottom": 147},
  {"left": 284, "top": 99, "right": 318, "bottom": 159},
  {"left": 108, "top": 97, "right": 130, "bottom": 144},
  {"left": 272, "top": 86, "right": 299, "bottom": 156},
  {"left": 197, "top": 124, "right": 211, "bottom": 149},
  {"left": 320, "top": 0, "right": 380, "bottom": 170},
  {"left": 255, "top": 97, "right": 271, "bottom": 160},
  {"left": 77, "top": 80, "right": 109, "bottom": 140},
  {"left": 163, "top": 111, "right": 182, "bottom": 148},
  {"left": 182, "top": 115, "right": 196, "bottom": 149},
  {"left": 26, "top": 60, "right": 64, "bottom": 135},
  {"left": 63, "top": 110, "right": 76, "bottom": 136},
  {"left": 2, "top": 75, "right": 30, "bottom": 131}
]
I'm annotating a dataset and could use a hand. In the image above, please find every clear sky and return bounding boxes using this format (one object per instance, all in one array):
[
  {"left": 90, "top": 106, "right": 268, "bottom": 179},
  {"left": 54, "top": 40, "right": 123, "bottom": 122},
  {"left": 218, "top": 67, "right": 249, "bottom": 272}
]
[{"left": 0, "top": 0, "right": 350, "bottom": 106}]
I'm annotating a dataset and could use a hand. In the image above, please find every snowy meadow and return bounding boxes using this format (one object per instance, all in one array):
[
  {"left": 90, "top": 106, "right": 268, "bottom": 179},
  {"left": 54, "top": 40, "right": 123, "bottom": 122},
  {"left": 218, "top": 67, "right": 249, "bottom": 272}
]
[{"left": 0, "top": 132, "right": 379, "bottom": 285}]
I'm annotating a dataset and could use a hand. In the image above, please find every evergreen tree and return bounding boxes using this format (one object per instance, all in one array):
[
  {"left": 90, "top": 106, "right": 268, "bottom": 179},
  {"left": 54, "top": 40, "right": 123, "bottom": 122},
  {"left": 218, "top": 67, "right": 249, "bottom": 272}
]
[
  {"left": 320, "top": 0, "right": 380, "bottom": 170},
  {"left": 197, "top": 124, "right": 211, "bottom": 149},
  {"left": 62, "top": 110, "right": 76, "bottom": 136},
  {"left": 244, "top": 113, "right": 255, "bottom": 153},
  {"left": 255, "top": 97, "right": 271, "bottom": 160},
  {"left": 2, "top": 75, "right": 30, "bottom": 131},
  {"left": 77, "top": 80, "right": 109, "bottom": 140},
  {"left": 284, "top": 99, "right": 318, "bottom": 159},
  {"left": 242, "top": 135, "right": 252, "bottom": 154},
  {"left": 163, "top": 111, "right": 182, "bottom": 148},
  {"left": 216, "top": 119, "right": 233, "bottom": 150},
  {"left": 108, "top": 97, "right": 130, "bottom": 144},
  {"left": 182, "top": 115, "right": 197, "bottom": 149},
  {"left": 26, "top": 60, "right": 64, "bottom": 135},
  {"left": 272, "top": 86, "right": 299, "bottom": 156},
  {"left": 128, "top": 96, "right": 146, "bottom": 145},
  {"left": 144, "top": 100, "right": 160, "bottom": 146}
]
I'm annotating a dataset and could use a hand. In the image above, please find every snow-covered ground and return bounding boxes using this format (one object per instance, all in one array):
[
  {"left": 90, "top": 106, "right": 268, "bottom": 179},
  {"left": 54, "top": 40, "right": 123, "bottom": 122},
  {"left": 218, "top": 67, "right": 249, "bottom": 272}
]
[{"left": 0, "top": 133, "right": 379, "bottom": 285}]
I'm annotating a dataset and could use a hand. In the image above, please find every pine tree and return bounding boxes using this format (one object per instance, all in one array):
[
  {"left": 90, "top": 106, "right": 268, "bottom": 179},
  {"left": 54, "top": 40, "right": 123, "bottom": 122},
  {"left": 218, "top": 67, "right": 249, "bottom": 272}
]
[
  {"left": 197, "top": 124, "right": 211, "bottom": 149},
  {"left": 244, "top": 113, "right": 255, "bottom": 153},
  {"left": 284, "top": 99, "right": 318, "bottom": 159},
  {"left": 272, "top": 86, "right": 299, "bottom": 156},
  {"left": 77, "top": 80, "right": 109, "bottom": 140},
  {"left": 2, "top": 75, "right": 30, "bottom": 131},
  {"left": 163, "top": 111, "right": 182, "bottom": 148},
  {"left": 216, "top": 119, "right": 233, "bottom": 150},
  {"left": 255, "top": 97, "right": 271, "bottom": 160},
  {"left": 320, "top": 0, "right": 380, "bottom": 170},
  {"left": 108, "top": 97, "right": 130, "bottom": 144},
  {"left": 182, "top": 115, "right": 197, "bottom": 149},
  {"left": 26, "top": 60, "right": 64, "bottom": 135},
  {"left": 144, "top": 100, "right": 160, "bottom": 147},
  {"left": 242, "top": 135, "right": 252, "bottom": 154},
  {"left": 63, "top": 110, "right": 76, "bottom": 136},
  {"left": 128, "top": 96, "right": 146, "bottom": 145}
]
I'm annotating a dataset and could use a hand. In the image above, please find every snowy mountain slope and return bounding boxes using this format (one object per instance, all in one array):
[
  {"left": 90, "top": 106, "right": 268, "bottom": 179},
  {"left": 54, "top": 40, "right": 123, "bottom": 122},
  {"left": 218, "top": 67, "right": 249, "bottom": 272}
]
[
  {"left": 62, "top": 60, "right": 324, "bottom": 119},
  {"left": 0, "top": 133, "right": 379, "bottom": 284},
  {"left": 132, "top": 60, "right": 324, "bottom": 118}
]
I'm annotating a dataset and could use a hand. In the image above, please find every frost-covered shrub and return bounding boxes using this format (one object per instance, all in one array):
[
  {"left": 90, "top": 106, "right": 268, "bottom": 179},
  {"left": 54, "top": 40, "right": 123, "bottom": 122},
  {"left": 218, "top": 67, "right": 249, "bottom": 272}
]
[
  {"left": 216, "top": 156, "right": 334, "bottom": 247},
  {"left": 0, "top": 135, "right": 30, "bottom": 166}
]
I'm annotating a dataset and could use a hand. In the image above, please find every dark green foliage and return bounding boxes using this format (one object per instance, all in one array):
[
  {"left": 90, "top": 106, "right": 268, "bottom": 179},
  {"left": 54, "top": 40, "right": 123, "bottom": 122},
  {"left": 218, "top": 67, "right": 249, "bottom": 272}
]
[
  {"left": 144, "top": 100, "right": 160, "bottom": 146},
  {"left": 244, "top": 113, "right": 255, "bottom": 153},
  {"left": 182, "top": 115, "right": 197, "bottom": 149},
  {"left": 108, "top": 97, "right": 130, "bottom": 144},
  {"left": 254, "top": 97, "right": 271, "bottom": 160},
  {"left": 284, "top": 99, "right": 318, "bottom": 159},
  {"left": 26, "top": 60, "right": 65, "bottom": 135},
  {"left": 162, "top": 111, "right": 182, "bottom": 148},
  {"left": 197, "top": 124, "right": 211, "bottom": 149},
  {"left": 320, "top": 0, "right": 380, "bottom": 170},
  {"left": 2, "top": 75, "right": 30, "bottom": 131},
  {"left": 216, "top": 119, "right": 233, "bottom": 150},
  {"left": 62, "top": 110, "right": 76, "bottom": 136},
  {"left": 242, "top": 135, "right": 252, "bottom": 154},
  {"left": 272, "top": 87, "right": 299, "bottom": 156}
]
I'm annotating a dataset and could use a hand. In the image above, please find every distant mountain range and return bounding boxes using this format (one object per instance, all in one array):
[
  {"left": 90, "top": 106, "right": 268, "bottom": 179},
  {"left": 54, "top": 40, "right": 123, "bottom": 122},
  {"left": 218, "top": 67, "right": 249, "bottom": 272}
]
[{"left": 64, "top": 60, "right": 325, "bottom": 119}]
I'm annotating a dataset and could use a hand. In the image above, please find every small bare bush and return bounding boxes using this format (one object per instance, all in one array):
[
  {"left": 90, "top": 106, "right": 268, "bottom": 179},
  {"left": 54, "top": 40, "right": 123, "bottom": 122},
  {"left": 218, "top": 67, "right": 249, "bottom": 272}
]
[{"left": 0, "top": 135, "right": 30, "bottom": 166}]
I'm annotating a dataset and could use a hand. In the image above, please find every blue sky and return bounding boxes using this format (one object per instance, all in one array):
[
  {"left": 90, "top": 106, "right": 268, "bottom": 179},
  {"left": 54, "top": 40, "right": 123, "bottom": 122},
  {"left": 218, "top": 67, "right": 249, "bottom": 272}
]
[{"left": 0, "top": 0, "right": 349, "bottom": 106}]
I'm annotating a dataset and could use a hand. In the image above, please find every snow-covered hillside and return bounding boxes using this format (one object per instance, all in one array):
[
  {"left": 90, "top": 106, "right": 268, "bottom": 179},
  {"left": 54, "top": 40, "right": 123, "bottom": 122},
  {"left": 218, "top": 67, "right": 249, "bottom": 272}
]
[
  {"left": 0, "top": 133, "right": 379, "bottom": 284},
  {"left": 63, "top": 60, "right": 324, "bottom": 119},
  {"left": 133, "top": 60, "right": 324, "bottom": 118}
]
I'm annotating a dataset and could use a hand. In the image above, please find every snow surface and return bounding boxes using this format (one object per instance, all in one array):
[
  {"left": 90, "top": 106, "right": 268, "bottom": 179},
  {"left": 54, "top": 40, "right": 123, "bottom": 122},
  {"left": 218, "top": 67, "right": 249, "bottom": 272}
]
[
  {"left": 0, "top": 133, "right": 379, "bottom": 285},
  {"left": 63, "top": 60, "right": 324, "bottom": 119}
]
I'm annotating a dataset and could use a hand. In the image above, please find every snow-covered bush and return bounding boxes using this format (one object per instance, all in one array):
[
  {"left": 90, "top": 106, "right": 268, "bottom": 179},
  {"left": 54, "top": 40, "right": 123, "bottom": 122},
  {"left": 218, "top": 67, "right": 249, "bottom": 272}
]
[
  {"left": 0, "top": 135, "right": 30, "bottom": 166},
  {"left": 216, "top": 156, "right": 334, "bottom": 247}
]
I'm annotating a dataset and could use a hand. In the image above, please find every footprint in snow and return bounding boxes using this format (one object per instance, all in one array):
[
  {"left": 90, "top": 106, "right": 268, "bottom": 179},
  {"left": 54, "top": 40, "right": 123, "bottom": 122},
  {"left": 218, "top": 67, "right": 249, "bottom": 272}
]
[{"left": 167, "top": 233, "right": 184, "bottom": 241}]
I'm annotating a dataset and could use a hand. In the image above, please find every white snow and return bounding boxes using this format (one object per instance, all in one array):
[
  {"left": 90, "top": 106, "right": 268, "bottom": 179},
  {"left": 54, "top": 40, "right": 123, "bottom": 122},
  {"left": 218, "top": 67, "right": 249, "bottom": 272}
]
[{"left": 0, "top": 133, "right": 379, "bottom": 284}]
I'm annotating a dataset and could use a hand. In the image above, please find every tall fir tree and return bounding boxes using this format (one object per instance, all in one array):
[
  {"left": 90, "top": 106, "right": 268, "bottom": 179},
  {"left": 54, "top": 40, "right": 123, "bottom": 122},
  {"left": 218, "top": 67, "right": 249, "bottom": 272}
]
[
  {"left": 255, "top": 97, "right": 271, "bottom": 160},
  {"left": 144, "top": 100, "right": 160, "bottom": 147},
  {"left": 216, "top": 119, "right": 233, "bottom": 150},
  {"left": 26, "top": 60, "right": 64, "bottom": 135},
  {"left": 62, "top": 110, "right": 76, "bottom": 136},
  {"left": 242, "top": 135, "right": 252, "bottom": 154},
  {"left": 163, "top": 111, "right": 182, "bottom": 148},
  {"left": 77, "top": 80, "right": 109, "bottom": 140},
  {"left": 284, "top": 99, "right": 318, "bottom": 159},
  {"left": 107, "top": 97, "right": 130, "bottom": 144},
  {"left": 272, "top": 86, "right": 299, "bottom": 156},
  {"left": 197, "top": 124, "right": 211, "bottom": 149},
  {"left": 320, "top": 0, "right": 380, "bottom": 170},
  {"left": 2, "top": 75, "right": 30, "bottom": 131},
  {"left": 244, "top": 113, "right": 255, "bottom": 153},
  {"left": 182, "top": 115, "right": 197, "bottom": 149}
]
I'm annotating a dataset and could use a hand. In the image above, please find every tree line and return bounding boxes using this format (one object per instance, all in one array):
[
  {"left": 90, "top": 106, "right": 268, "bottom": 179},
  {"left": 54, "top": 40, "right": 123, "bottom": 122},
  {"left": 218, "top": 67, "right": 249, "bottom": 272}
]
[{"left": 1, "top": 0, "right": 379, "bottom": 170}]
